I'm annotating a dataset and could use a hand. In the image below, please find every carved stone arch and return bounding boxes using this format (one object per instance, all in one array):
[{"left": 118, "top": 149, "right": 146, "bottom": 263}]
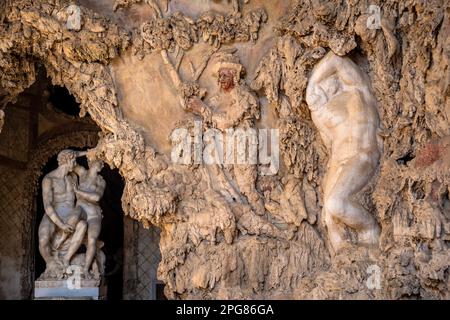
[{"left": 20, "top": 126, "right": 99, "bottom": 298}]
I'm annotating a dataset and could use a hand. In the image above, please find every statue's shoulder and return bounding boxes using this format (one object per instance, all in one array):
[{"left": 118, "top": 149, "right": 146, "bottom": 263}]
[
  {"left": 236, "top": 85, "right": 258, "bottom": 106},
  {"left": 43, "top": 170, "right": 58, "bottom": 181},
  {"left": 42, "top": 175, "right": 52, "bottom": 184},
  {"left": 97, "top": 175, "right": 106, "bottom": 187},
  {"left": 42, "top": 172, "right": 57, "bottom": 188}
]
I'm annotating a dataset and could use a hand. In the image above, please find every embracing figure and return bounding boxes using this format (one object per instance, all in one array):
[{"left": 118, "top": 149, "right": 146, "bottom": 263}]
[
  {"left": 73, "top": 152, "right": 106, "bottom": 276},
  {"left": 38, "top": 149, "right": 106, "bottom": 279},
  {"left": 38, "top": 150, "right": 87, "bottom": 274}
]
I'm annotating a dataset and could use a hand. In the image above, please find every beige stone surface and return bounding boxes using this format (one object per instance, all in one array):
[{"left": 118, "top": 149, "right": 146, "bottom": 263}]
[{"left": 0, "top": 0, "right": 448, "bottom": 300}]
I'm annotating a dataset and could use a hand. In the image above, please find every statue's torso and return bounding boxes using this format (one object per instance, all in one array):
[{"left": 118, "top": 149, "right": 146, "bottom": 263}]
[
  {"left": 312, "top": 89, "right": 380, "bottom": 163},
  {"left": 49, "top": 174, "right": 77, "bottom": 219},
  {"left": 77, "top": 172, "right": 104, "bottom": 219}
]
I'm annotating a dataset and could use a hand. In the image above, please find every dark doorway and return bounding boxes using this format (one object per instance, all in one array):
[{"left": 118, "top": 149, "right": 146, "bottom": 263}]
[
  {"left": 47, "top": 85, "right": 81, "bottom": 117},
  {"left": 34, "top": 150, "right": 125, "bottom": 300}
]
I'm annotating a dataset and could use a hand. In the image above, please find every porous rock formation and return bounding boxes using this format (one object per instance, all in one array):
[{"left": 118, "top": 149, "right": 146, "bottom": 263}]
[{"left": 0, "top": 0, "right": 448, "bottom": 299}]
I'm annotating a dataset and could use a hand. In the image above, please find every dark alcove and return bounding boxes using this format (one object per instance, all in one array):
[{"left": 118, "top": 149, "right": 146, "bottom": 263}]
[{"left": 34, "top": 151, "right": 125, "bottom": 300}]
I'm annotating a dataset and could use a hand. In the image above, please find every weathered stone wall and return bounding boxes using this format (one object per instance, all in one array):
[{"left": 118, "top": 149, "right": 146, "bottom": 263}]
[{"left": 0, "top": 0, "right": 448, "bottom": 300}]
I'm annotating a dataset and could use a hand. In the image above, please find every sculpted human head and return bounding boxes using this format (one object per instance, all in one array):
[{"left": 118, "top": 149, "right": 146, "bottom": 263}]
[
  {"left": 87, "top": 152, "right": 104, "bottom": 173},
  {"left": 57, "top": 149, "right": 77, "bottom": 174},
  {"left": 218, "top": 67, "right": 237, "bottom": 92},
  {"left": 212, "top": 49, "right": 243, "bottom": 92}
]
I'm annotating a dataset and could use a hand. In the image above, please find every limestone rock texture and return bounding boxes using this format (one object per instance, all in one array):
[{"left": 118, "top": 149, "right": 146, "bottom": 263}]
[{"left": 0, "top": 0, "right": 449, "bottom": 299}]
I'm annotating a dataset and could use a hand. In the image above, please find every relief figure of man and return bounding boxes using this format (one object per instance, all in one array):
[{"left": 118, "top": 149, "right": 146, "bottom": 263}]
[
  {"left": 186, "top": 50, "right": 266, "bottom": 216},
  {"left": 38, "top": 150, "right": 87, "bottom": 270},
  {"left": 306, "top": 52, "right": 382, "bottom": 252}
]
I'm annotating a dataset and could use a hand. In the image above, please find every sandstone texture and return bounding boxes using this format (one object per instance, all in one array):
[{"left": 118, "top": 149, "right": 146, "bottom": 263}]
[{"left": 0, "top": 0, "right": 449, "bottom": 299}]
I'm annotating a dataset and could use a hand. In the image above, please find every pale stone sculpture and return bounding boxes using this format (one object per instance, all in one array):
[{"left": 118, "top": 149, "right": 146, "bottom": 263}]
[
  {"left": 73, "top": 152, "right": 106, "bottom": 277},
  {"left": 306, "top": 52, "right": 382, "bottom": 252},
  {"left": 186, "top": 50, "right": 266, "bottom": 216},
  {"left": 38, "top": 149, "right": 106, "bottom": 281},
  {"left": 38, "top": 150, "right": 87, "bottom": 278},
  {"left": 1, "top": 0, "right": 449, "bottom": 301}
]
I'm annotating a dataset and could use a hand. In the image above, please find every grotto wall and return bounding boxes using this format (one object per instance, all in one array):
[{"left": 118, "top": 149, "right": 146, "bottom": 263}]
[
  {"left": 0, "top": 74, "right": 100, "bottom": 298},
  {"left": 0, "top": 0, "right": 448, "bottom": 299}
]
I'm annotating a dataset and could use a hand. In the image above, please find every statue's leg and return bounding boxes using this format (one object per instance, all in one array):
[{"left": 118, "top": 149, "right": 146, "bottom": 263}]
[
  {"left": 63, "top": 213, "right": 87, "bottom": 267},
  {"left": 53, "top": 212, "right": 80, "bottom": 250},
  {"left": 38, "top": 216, "right": 55, "bottom": 265},
  {"left": 323, "top": 213, "right": 347, "bottom": 252},
  {"left": 324, "top": 155, "right": 380, "bottom": 247},
  {"left": 84, "top": 214, "right": 101, "bottom": 275}
]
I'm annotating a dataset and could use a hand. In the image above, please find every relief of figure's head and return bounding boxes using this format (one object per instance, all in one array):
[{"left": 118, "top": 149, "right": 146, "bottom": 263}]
[
  {"left": 218, "top": 67, "right": 238, "bottom": 92},
  {"left": 86, "top": 151, "right": 104, "bottom": 173},
  {"left": 211, "top": 49, "right": 243, "bottom": 92},
  {"left": 89, "top": 160, "right": 104, "bottom": 173},
  {"left": 57, "top": 149, "right": 77, "bottom": 173}
]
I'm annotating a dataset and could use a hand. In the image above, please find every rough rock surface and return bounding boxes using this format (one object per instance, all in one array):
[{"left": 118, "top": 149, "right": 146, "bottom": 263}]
[{"left": 0, "top": 0, "right": 448, "bottom": 299}]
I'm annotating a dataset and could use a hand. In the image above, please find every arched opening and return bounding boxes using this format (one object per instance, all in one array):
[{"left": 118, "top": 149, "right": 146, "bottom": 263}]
[
  {"left": 34, "top": 151, "right": 125, "bottom": 300},
  {"left": 0, "top": 67, "right": 163, "bottom": 300},
  {"left": 47, "top": 86, "right": 81, "bottom": 117}
]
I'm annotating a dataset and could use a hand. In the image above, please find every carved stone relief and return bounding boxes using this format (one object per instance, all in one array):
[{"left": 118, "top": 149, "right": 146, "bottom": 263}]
[{"left": 0, "top": 0, "right": 448, "bottom": 300}]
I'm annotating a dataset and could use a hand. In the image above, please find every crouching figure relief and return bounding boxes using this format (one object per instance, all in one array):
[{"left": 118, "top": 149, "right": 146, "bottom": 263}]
[{"left": 306, "top": 52, "right": 382, "bottom": 252}]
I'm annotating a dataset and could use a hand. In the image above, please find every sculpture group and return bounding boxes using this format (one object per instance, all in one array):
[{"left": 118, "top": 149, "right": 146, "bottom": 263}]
[
  {"left": 37, "top": 51, "right": 383, "bottom": 282},
  {"left": 0, "top": 0, "right": 441, "bottom": 300},
  {"left": 38, "top": 149, "right": 106, "bottom": 280}
]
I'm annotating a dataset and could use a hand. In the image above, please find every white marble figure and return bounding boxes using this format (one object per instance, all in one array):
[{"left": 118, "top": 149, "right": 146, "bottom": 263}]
[
  {"left": 73, "top": 152, "right": 106, "bottom": 277},
  {"left": 306, "top": 52, "right": 382, "bottom": 252},
  {"left": 38, "top": 150, "right": 87, "bottom": 277},
  {"left": 38, "top": 149, "right": 106, "bottom": 280}
]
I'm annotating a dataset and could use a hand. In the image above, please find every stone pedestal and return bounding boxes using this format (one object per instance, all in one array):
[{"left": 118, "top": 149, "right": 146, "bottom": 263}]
[{"left": 34, "top": 279, "right": 107, "bottom": 300}]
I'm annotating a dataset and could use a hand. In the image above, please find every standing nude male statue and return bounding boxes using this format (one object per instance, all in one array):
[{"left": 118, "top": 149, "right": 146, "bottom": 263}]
[
  {"left": 73, "top": 153, "right": 106, "bottom": 276},
  {"left": 38, "top": 149, "right": 87, "bottom": 272},
  {"left": 306, "top": 52, "right": 382, "bottom": 252}
]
